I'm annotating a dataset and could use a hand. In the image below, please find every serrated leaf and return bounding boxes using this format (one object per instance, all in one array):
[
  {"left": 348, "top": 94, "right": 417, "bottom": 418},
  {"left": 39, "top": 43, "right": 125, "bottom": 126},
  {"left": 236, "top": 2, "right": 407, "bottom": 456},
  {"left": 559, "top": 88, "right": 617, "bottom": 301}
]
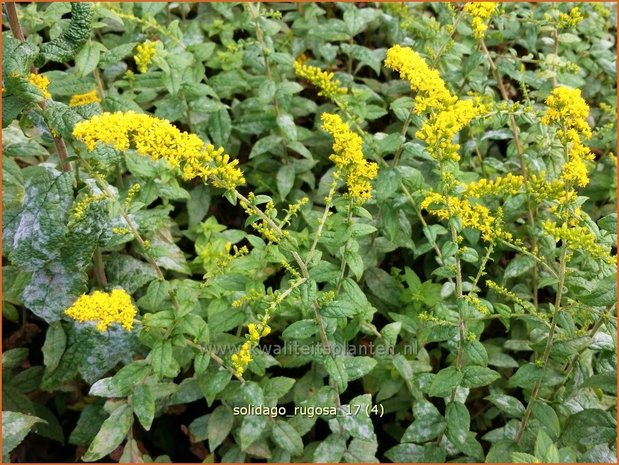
[
  {"left": 277, "top": 164, "right": 295, "bottom": 199},
  {"left": 2, "top": 411, "right": 44, "bottom": 459},
  {"left": 132, "top": 384, "right": 155, "bottom": 431},
  {"left": 313, "top": 433, "right": 346, "bottom": 462},
  {"left": 272, "top": 421, "right": 303, "bottom": 456},
  {"left": 207, "top": 406, "right": 233, "bottom": 450},
  {"left": 428, "top": 366, "right": 463, "bottom": 397},
  {"left": 325, "top": 356, "right": 348, "bottom": 393},
  {"left": 82, "top": 402, "right": 133, "bottom": 462},
  {"left": 462, "top": 366, "right": 500, "bottom": 388},
  {"left": 239, "top": 414, "right": 268, "bottom": 450}
]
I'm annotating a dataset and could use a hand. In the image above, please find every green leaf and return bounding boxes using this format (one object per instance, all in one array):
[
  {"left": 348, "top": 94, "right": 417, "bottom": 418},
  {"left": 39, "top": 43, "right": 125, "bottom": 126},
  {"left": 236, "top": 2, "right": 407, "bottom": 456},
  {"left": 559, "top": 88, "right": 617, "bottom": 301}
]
[
  {"left": 313, "top": 433, "right": 347, "bottom": 462},
  {"left": 2, "top": 411, "right": 44, "bottom": 459},
  {"left": 508, "top": 363, "right": 545, "bottom": 388},
  {"left": 561, "top": 409, "right": 616, "bottom": 446},
  {"left": 277, "top": 164, "right": 295, "bottom": 199},
  {"left": 276, "top": 113, "right": 297, "bottom": 141},
  {"left": 343, "top": 356, "right": 377, "bottom": 381},
  {"left": 445, "top": 401, "right": 470, "bottom": 446},
  {"left": 463, "top": 340, "right": 488, "bottom": 366},
  {"left": 132, "top": 384, "right": 155, "bottom": 431},
  {"left": 485, "top": 394, "right": 525, "bottom": 418},
  {"left": 150, "top": 340, "right": 180, "bottom": 379},
  {"left": 75, "top": 41, "right": 106, "bottom": 76},
  {"left": 321, "top": 300, "right": 357, "bottom": 318},
  {"left": 82, "top": 402, "right": 133, "bottom": 462},
  {"left": 272, "top": 421, "right": 304, "bottom": 457},
  {"left": 532, "top": 401, "right": 560, "bottom": 440},
  {"left": 38, "top": 2, "right": 94, "bottom": 64},
  {"left": 111, "top": 361, "right": 152, "bottom": 395},
  {"left": 598, "top": 213, "right": 617, "bottom": 234},
  {"left": 582, "top": 373, "right": 617, "bottom": 394},
  {"left": 385, "top": 443, "right": 446, "bottom": 463},
  {"left": 504, "top": 255, "right": 534, "bottom": 278},
  {"left": 282, "top": 319, "right": 318, "bottom": 339},
  {"left": 3, "top": 37, "right": 39, "bottom": 78},
  {"left": 2, "top": 348, "right": 29, "bottom": 369},
  {"left": 42, "top": 102, "right": 83, "bottom": 140},
  {"left": 239, "top": 414, "right": 268, "bottom": 450},
  {"left": 325, "top": 356, "right": 348, "bottom": 393},
  {"left": 511, "top": 452, "right": 539, "bottom": 463},
  {"left": 69, "top": 404, "right": 108, "bottom": 447},
  {"left": 207, "top": 109, "right": 231, "bottom": 147},
  {"left": 462, "top": 366, "right": 500, "bottom": 388},
  {"left": 577, "top": 275, "right": 617, "bottom": 307},
  {"left": 41, "top": 323, "right": 66, "bottom": 373},
  {"left": 401, "top": 400, "right": 446, "bottom": 443},
  {"left": 535, "top": 429, "right": 559, "bottom": 463},
  {"left": 428, "top": 367, "right": 463, "bottom": 397},
  {"left": 198, "top": 369, "right": 231, "bottom": 406},
  {"left": 207, "top": 406, "right": 234, "bottom": 451},
  {"left": 106, "top": 254, "right": 158, "bottom": 294}
]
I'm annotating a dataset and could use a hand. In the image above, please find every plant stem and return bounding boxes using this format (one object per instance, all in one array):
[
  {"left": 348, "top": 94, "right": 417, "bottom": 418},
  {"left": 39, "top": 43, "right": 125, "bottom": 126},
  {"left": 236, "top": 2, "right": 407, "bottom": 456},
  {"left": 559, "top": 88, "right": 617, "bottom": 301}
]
[
  {"left": 93, "top": 248, "right": 108, "bottom": 287},
  {"left": 480, "top": 38, "right": 539, "bottom": 306},
  {"left": 6, "top": 2, "right": 72, "bottom": 173},
  {"left": 515, "top": 244, "right": 568, "bottom": 443}
]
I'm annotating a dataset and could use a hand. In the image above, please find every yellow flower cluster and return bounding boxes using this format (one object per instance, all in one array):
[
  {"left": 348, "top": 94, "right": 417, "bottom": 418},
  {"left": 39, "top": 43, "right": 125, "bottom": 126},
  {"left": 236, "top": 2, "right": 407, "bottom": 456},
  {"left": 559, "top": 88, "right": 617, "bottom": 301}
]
[
  {"left": 463, "top": 2, "right": 498, "bottom": 39},
  {"left": 72, "top": 193, "right": 105, "bottom": 221},
  {"left": 558, "top": 7, "right": 584, "bottom": 29},
  {"left": 65, "top": 289, "right": 137, "bottom": 332},
  {"left": 541, "top": 86, "right": 593, "bottom": 187},
  {"left": 134, "top": 41, "right": 157, "bottom": 73},
  {"left": 72, "top": 112, "right": 245, "bottom": 190},
  {"left": 421, "top": 192, "right": 512, "bottom": 242},
  {"left": 486, "top": 280, "right": 535, "bottom": 311},
  {"left": 69, "top": 89, "right": 101, "bottom": 107},
  {"left": 384, "top": 45, "right": 457, "bottom": 113},
  {"left": 28, "top": 73, "right": 51, "bottom": 99},
  {"left": 321, "top": 113, "right": 378, "bottom": 203},
  {"left": 240, "top": 193, "right": 286, "bottom": 242},
  {"left": 466, "top": 172, "right": 524, "bottom": 198},
  {"left": 542, "top": 219, "right": 615, "bottom": 264},
  {"left": 416, "top": 98, "right": 489, "bottom": 161},
  {"left": 231, "top": 320, "right": 272, "bottom": 377},
  {"left": 294, "top": 56, "right": 347, "bottom": 100}
]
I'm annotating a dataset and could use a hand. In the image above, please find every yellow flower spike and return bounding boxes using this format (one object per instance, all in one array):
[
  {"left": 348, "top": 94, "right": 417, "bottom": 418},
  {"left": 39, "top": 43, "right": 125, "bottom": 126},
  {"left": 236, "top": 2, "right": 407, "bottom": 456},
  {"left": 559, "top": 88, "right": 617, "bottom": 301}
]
[
  {"left": 69, "top": 89, "right": 101, "bottom": 107},
  {"left": 416, "top": 98, "right": 489, "bottom": 162},
  {"left": 65, "top": 289, "right": 137, "bottom": 332},
  {"left": 463, "top": 2, "right": 498, "bottom": 39},
  {"left": 384, "top": 45, "right": 457, "bottom": 113},
  {"left": 73, "top": 111, "right": 245, "bottom": 189},
  {"left": 541, "top": 86, "right": 593, "bottom": 187},
  {"left": 27, "top": 73, "right": 51, "bottom": 99},
  {"left": 134, "top": 40, "right": 158, "bottom": 73},
  {"left": 294, "top": 57, "right": 347, "bottom": 100},
  {"left": 321, "top": 113, "right": 378, "bottom": 203}
]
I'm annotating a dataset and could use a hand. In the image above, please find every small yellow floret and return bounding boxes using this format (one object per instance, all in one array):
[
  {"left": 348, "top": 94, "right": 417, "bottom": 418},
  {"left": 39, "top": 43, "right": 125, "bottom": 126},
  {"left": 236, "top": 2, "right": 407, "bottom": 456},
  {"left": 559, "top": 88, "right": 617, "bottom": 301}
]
[
  {"left": 69, "top": 89, "right": 101, "bottom": 107},
  {"left": 294, "top": 57, "right": 347, "bottom": 100},
  {"left": 134, "top": 41, "right": 157, "bottom": 73},
  {"left": 384, "top": 45, "right": 457, "bottom": 113},
  {"left": 72, "top": 112, "right": 245, "bottom": 190},
  {"left": 28, "top": 73, "right": 51, "bottom": 99},
  {"left": 464, "top": 2, "right": 498, "bottom": 39},
  {"left": 65, "top": 289, "right": 137, "bottom": 332},
  {"left": 321, "top": 113, "right": 378, "bottom": 203}
]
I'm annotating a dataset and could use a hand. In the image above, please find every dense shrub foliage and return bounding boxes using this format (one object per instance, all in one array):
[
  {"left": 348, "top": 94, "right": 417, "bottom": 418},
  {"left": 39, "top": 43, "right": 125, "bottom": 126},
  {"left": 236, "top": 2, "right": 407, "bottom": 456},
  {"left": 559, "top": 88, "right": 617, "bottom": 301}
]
[{"left": 2, "top": 2, "right": 617, "bottom": 463}]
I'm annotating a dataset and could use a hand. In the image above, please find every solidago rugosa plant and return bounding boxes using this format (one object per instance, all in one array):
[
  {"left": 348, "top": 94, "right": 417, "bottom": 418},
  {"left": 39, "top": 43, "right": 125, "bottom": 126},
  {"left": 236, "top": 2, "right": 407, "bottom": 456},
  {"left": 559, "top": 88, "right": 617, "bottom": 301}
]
[{"left": 2, "top": 2, "right": 616, "bottom": 463}]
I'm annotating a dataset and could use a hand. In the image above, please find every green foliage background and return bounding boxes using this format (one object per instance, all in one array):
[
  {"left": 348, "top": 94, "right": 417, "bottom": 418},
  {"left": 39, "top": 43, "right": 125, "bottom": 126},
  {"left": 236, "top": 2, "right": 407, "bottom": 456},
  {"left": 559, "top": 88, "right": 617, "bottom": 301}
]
[{"left": 2, "top": 2, "right": 617, "bottom": 463}]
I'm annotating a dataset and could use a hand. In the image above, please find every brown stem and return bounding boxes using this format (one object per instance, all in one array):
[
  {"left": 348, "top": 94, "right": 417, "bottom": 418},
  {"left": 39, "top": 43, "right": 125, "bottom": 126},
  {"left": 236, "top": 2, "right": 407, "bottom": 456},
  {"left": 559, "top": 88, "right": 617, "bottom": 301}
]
[
  {"left": 93, "top": 248, "right": 108, "bottom": 287},
  {"left": 6, "top": 2, "right": 72, "bottom": 172}
]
